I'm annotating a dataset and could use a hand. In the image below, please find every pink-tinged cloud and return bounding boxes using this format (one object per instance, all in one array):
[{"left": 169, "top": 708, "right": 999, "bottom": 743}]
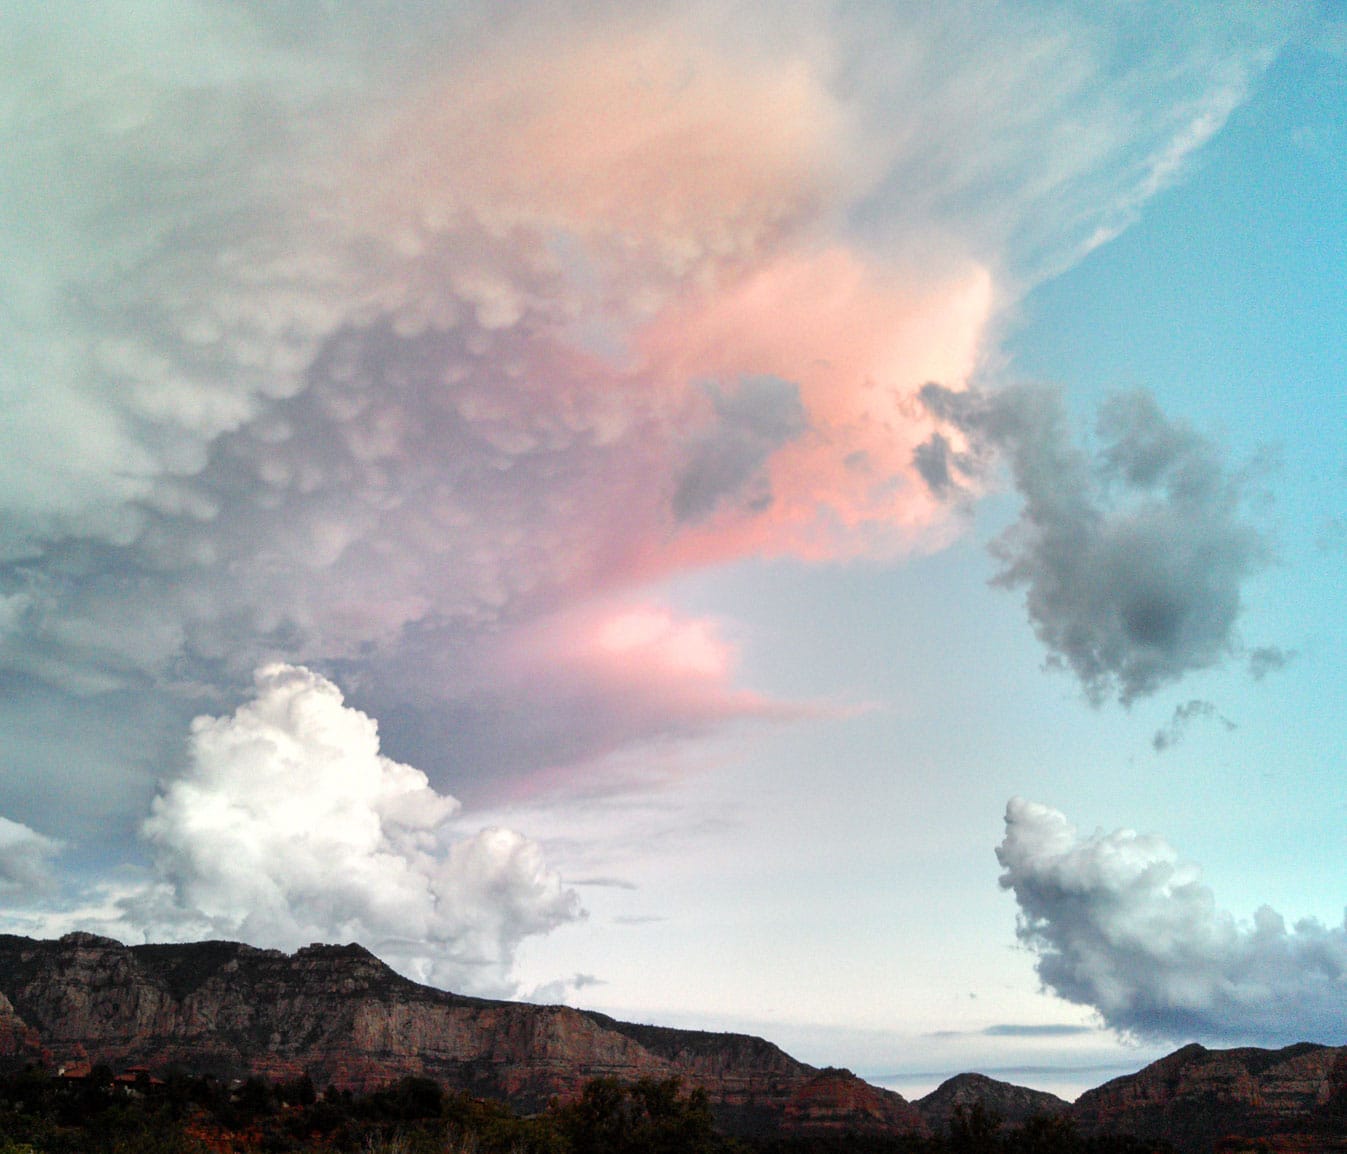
[
  {"left": 640, "top": 249, "right": 994, "bottom": 564},
  {"left": 595, "top": 608, "right": 729, "bottom": 679},
  {"left": 497, "top": 601, "right": 809, "bottom": 732},
  {"left": 366, "top": 13, "right": 846, "bottom": 288},
  {"left": 342, "top": 583, "right": 857, "bottom": 805},
  {"left": 0, "top": 3, "right": 1294, "bottom": 825},
  {"left": 357, "top": 14, "right": 987, "bottom": 574}
]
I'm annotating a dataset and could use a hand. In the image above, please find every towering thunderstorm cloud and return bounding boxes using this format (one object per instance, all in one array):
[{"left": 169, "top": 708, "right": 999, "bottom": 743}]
[
  {"left": 0, "top": 3, "right": 1299, "bottom": 987},
  {"left": 918, "top": 386, "right": 1267, "bottom": 704},
  {"left": 998, "top": 799, "right": 1347, "bottom": 1043},
  {"left": 137, "top": 665, "right": 577, "bottom": 994}
]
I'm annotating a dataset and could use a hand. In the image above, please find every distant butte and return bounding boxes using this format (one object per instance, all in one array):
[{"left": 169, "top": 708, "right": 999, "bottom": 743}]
[{"left": 914, "top": 1070, "right": 1070, "bottom": 1130}]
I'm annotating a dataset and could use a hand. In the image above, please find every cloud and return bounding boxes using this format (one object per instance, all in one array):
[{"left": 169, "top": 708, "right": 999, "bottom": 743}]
[
  {"left": 997, "top": 798, "right": 1347, "bottom": 1043},
  {"left": 495, "top": 601, "right": 809, "bottom": 741},
  {"left": 918, "top": 386, "right": 1268, "bottom": 704},
  {"left": 1247, "top": 645, "right": 1295, "bottom": 681},
  {"left": 672, "top": 377, "right": 808, "bottom": 524},
  {"left": 0, "top": 816, "right": 61, "bottom": 899},
  {"left": 1151, "top": 699, "right": 1235, "bottom": 753},
  {"left": 339, "top": 599, "right": 820, "bottom": 806},
  {"left": 130, "top": 664, "right": 580, "bottom": 994},
  {"left": 0, "top": 4, "right": 1290, "bottom": 686},
  {"left": 983, "top": 1024, "right": 1095, "bottom": 1038},
  {"left": 573, "top": 877, "right": 640, "bottom": 891},
  {"left": 0, "top": 4, "right": 1299, "bottom": 871},
  {"left": 0, "top": 4, "right": 987, "bottom": 726},
  {"left": 525, "top": 972, "right": 605, "bottom": 1006}
]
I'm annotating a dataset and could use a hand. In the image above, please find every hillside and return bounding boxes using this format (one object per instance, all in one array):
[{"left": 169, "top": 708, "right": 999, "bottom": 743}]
[
  {"left": 4, "top": 932, "right": 1347, "bottom": 1151},
  {"left": 0, "top": 932, "right": 923, "bottom": 1139}
]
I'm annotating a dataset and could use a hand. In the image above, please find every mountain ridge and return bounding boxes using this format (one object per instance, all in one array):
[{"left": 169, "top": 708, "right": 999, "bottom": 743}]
[
  {"left": 0, "top": 932, "right": 923, "bottom": 1138},
  {"left": 2, "top": 933, "right": 1346, "bottom": 1150}
]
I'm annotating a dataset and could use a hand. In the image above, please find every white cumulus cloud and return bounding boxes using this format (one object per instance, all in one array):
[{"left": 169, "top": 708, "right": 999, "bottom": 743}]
[
  {"left": 997, "top": 798, "right": 1347, "bottom": 1043},
  {"left": 136, "top": 663, "right": 580, "bottom": 993}
]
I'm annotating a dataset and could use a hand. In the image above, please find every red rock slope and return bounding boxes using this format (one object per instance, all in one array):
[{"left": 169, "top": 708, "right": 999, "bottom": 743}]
[
  {"left": 0, "top": 932, "right": 925, "bottom": 1139},
  {"left": 1073, "top": 1042, "right": 1347, "bottom": 1153}
]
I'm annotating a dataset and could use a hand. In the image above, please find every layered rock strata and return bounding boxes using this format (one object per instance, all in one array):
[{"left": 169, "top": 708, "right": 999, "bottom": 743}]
[
  {"left": 1073, "top": 1042, "right": 1347, "bottom": 1153},
  {"left": 0, "top": 933, "right": 924, "bottom": 1138}
]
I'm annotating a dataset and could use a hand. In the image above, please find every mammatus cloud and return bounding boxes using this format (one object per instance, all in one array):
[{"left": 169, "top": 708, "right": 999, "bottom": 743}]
[
  {"left": 0, "top": 4, "right": 979, "bottom": 698},
  {"left": 0, "top": 5, "right": 1299, "bottom": 872},
  {"left": 0, "top": 665, "right": 579, "bottom": 994},
  {"left": 918, "top": 386, "right": 1268, "bottom": 704},
  {"left": 1152, "top": 699, "right": 1235, "bottom": 753},
  {"left": 0, "top": 5, "right": 1290, "bottom": 684},
  {"left": 0, "top": 3, "right": 989, "bottom": 809},
  {"left": 997, "top": 798, "right": 1347, "bottom": 1043}
]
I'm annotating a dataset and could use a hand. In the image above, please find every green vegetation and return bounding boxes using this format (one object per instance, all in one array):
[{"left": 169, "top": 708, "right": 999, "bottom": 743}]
[{"left": 0, "top": 1066, "right": 1175, "bottom": 1154}]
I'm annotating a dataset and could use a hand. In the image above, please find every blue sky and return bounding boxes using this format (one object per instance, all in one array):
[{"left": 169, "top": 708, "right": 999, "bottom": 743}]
[{"left": 1, "top": 2, "right": 1343, "bottom": 1101}]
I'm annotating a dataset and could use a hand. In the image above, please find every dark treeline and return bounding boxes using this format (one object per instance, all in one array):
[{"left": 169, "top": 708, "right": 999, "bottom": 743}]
[{"left": 0, "top": 1065, "right": 1175, "bottom": 1154}]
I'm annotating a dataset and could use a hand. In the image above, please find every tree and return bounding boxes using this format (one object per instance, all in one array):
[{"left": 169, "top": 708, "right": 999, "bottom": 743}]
[
  {"left": 949, "top": 1102, "right": 1003, "bottom": 1152},
  {"left": 557, "top": 1076, "right": 723, "bottom": 1154}
]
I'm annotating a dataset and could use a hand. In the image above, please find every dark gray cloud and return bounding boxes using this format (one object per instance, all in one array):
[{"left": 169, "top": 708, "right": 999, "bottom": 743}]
[
  {"left": 672, "top": 377, "right": 808, "bottom": 523},
  {"left": 998, "top": 798, "right": 1347, "bottom": 1044},
  {"left": 1247, "top": 645, "right": 1295, "bottom": 680},
  {"left": 918, "top": 384, "right": 1268, "bottom": 704},
  {"left": 1151, "top": 699, "right": 1235, "bottom": 753},
  {"left": 912, "top": 431, "right": 980, "bottom": 502},
  {"left": 1317, "top": 516, "right": 1347, "bottom": 553},
  {"left": 982, "top": 1024, "right": 1095, "bottom": 1038},
  {"left": 524, "top": 972, "right": 605, "bottom": 1004}
]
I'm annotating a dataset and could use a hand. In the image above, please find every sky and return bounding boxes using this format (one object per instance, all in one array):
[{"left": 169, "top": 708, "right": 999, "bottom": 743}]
[{"left": 1, "top": 0, "right": 1344, "bottom": 1102}]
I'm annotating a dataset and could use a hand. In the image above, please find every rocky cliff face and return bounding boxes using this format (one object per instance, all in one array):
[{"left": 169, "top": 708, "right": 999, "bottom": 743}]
[
  {"left": 0, "top": 991, "right": 44, "bottom": 1065},
  {"left": 0, "top": 933, "right": 924, "bottom": 1138},
  {"left": 1073, "top": 1042, "right": 1347, "bottom": 1153},
  {"left": 915, "top": 1072, "right": 1069, "bottom": 1131},
  {"left": 8, "top": 933, "right": 1345, "bottom": 1148}
]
